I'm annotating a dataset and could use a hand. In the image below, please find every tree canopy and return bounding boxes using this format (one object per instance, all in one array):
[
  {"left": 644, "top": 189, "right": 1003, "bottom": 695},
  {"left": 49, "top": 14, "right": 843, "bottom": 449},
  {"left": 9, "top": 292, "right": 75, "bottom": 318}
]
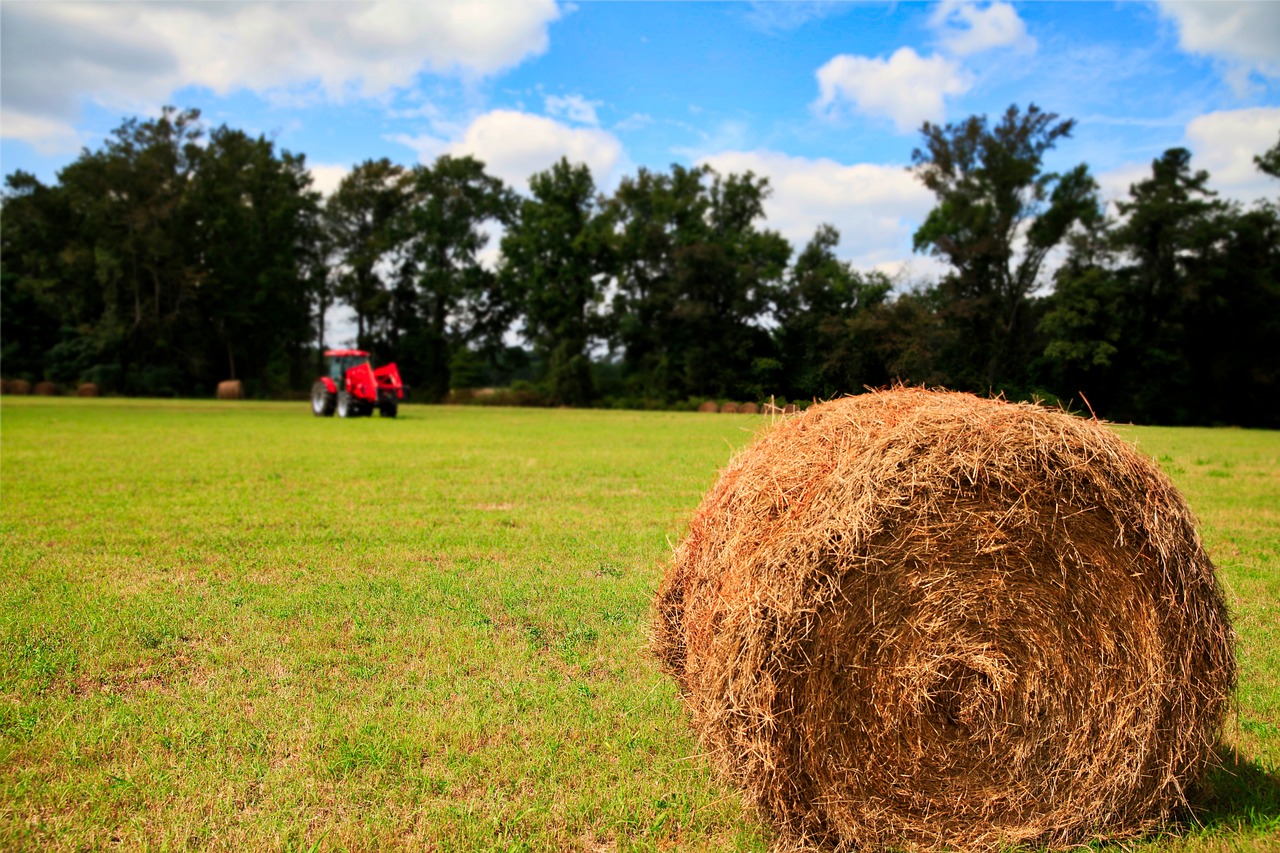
[{"left": 3, "top": 105, "right": 1277, "bottom": 427}]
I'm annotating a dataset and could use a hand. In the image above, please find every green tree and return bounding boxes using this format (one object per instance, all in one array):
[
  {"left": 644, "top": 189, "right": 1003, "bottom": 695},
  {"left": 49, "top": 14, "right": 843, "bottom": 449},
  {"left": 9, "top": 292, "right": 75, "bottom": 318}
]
[
  {"left": 911, "top": 104, "right": 1099, "bottom": 390},
  {"left": 22, "top": 107, "right": 205, "bottom": 394},
  {"left": 186, "top": 126, "right": 324, "bottom": 394},
  {"left": 3, "top": 108, "right": 328, "bottom": 396},
  {"left": 608, "top": 164, "right": 789, "bottom": 402},
  {"left": 1106, "top": 147, "right": 1225, "bottom": 422},
  {"left": 1, "top": 172, "right": 75, "bottom": 383},
  {"left": 771, "top": 223, "right": 892, "bottom": 399},
  {"left": 500, "top": 158, "right": 613, "bottom": 406},
  {"left": 1035, "top": 217, "right": 1127, "bottom": 412},
  {"left": 324, "top": 158, "right": 411, "bottom": 351},
  {"left": 398, "top": 155, "right": 516, "bottom": 402},
  {"left": 1039, "top": 144, "right": 1280, "bottom": 427}
]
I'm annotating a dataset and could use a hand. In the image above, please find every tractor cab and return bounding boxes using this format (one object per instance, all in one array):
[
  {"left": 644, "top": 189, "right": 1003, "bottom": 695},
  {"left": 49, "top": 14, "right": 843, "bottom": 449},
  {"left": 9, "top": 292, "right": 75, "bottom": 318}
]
[
  {"left": 311, "top": 349, "right": 405, "bottom": 418},
  {"left": 327, "top": 351, "right": 370, "bottom": 385}
]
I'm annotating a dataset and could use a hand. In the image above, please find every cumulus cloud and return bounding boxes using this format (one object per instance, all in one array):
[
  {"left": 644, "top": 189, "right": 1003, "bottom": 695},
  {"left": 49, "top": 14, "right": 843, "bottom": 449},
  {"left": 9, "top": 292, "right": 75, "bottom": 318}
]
[
  {"left": 814, "top": 47, "right": 971, "bottom": 133},
  {"left": 697, "top": 149, "right": 935, "bottom": 270},
  {"left": 1095, "top": 107, "right": 1280, "bottom": 211},
  {"left": 1185, "top": 107, "right": 1280, "bottom": 202},
  {"left": 544, "top": 93, "right": 602, "bottom": 126},
  {"left": 930, "top": 1, "right": 1036, "bottom": 56},
  {"left": 1157, "top": 1, "right": 1280, "bottom": 92},
  {"left": 0, "top": 1, "right": 560, "bottom": 144},
  {"left": 392, "top": 110, "right": 629, "bottom": 193}
]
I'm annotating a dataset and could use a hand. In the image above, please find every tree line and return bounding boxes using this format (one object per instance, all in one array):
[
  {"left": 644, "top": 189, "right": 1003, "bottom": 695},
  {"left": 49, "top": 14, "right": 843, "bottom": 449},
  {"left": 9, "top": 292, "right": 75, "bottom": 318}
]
[{"left": 3, "top": 105, "right": 1278, "bottom": 426}]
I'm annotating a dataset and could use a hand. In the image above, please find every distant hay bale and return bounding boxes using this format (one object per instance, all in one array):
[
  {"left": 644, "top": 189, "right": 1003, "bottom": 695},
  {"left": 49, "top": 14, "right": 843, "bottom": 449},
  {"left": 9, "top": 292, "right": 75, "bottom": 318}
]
[
  {"left": 6, "top": 379, "right": 31, "bottom": 395},
  {"left": 783, "top": 403, "right": 798, "bottom": 414},
  {"left": 739, "top": 402, "right": 760, "bottom": 415},
  {"left": 653, "top": 388, "right": 1235, "bottom": 851},
  {"left": 33, "top": 381, "right": 58, "bottom": 396},
  {"left": 698, "top": 400, "right": 719, "bottom": 413},
  {"left": 77, "top": 383, "right": 99, "bottom": 397},
  {"left": 216, "top": 380, "right": 243, "bottom": 400},
  {"left": 719, "top": 401, "right": 740, "bottom": 414}
]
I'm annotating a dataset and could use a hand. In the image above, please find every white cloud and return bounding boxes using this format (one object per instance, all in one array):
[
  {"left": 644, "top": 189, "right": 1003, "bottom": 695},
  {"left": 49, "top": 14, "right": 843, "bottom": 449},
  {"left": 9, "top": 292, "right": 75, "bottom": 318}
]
[
  {"left": 0, "top": 1, "right": 560, "bottom": 145},
  {"left": 544, "top": 94, "right": 602, "bottom": 126},
  {"left": 743, "top": 2, "right": 849, "bottom": 33},
  {"left": 613, "top": 113, "right": 654, "bottom": 133},
  {"left": 1157, "top": 1, "right": 1280, "bottom": 92},
  {"left": 0, "top": 112, "right": 84, "bottom": 156},
  {"left": 930, "top": 1, "right": 1036, "bottom": 56},
  {"left": 814, "top": 47, "right": 971, "bottom": 133},
  {"left": 392, "top": 110, "right": 630, "bottom": 194},
  {"left": 1095, "top": 107, "right": 1280, "bottom": 212},
  {"left": 1186, "top": 107, "right": 1280, "bottom": 203},
  {"left": 697, "top": 149, "right": 935, "bottom": 270},
  {"left": 308, "top": 163, "right": 352, "bottom": 198}
]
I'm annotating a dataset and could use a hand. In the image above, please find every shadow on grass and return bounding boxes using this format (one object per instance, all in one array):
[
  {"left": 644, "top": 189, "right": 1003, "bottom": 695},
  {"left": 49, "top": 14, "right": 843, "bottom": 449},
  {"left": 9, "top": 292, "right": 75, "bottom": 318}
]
[{"left": 1190, "top": 744, "right": 1280, "bottom": 836}]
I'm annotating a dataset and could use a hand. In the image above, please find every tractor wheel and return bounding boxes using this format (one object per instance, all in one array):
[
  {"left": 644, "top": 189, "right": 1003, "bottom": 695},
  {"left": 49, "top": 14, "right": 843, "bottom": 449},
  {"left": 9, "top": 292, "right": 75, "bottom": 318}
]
[
  {"left": 336, "top": 391, "right": 358, "bottom": 418},
  {"left": 311, "top": 381, "right": 336, "bottom": 416},
  {"left": 380, "top": 400, "right": 398, "bottom": 418}
]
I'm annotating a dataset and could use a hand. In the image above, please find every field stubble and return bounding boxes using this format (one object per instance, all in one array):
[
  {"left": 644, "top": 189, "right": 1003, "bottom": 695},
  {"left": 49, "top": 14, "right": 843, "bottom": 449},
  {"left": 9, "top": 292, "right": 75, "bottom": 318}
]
[{"left": 0, "top": 398, "right": 1276, "bottom": 851}]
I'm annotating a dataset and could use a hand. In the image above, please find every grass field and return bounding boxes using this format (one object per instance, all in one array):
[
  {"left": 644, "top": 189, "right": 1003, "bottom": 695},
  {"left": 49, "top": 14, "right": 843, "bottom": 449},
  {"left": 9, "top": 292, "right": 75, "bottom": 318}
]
[{"left": 0, "top": 397, "right": 1276, "bottom": 851}]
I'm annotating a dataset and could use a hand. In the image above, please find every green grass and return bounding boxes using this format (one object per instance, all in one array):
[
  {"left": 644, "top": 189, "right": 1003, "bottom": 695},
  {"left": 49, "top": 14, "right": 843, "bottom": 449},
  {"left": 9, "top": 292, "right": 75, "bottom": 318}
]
[{"left": 0, "top": 398, "right": 1276, "bottom": 851}]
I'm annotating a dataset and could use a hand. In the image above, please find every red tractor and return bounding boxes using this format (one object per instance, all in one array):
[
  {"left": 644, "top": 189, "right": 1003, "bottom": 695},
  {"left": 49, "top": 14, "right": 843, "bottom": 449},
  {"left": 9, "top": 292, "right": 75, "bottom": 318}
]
[{"left": 311, "top": 349, "right": 405, "bottom": 418}]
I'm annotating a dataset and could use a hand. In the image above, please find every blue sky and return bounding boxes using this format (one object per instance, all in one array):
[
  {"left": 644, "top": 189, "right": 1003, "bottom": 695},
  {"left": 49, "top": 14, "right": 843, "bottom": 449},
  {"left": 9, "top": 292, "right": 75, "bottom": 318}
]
[{"left": 2, "top": 1, "right": 1278, "bottom": 281}]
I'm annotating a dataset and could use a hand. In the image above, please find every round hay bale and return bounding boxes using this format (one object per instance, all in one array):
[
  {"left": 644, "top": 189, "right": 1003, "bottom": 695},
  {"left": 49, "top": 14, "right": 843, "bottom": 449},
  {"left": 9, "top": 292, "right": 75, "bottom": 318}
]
[
  {"left": 33, "top": 381, "right": 58, "bottom": 396},
  {"left": 719, "top": 401, "right": 740, "bottom": 414},
  {"left": 739, "top": 401, "right": 760, "bottom": 415},
  {"left": 783, "top": 403, "right": 798, "bottom": 414},
  {"left": 216, "top": 379, "right": 243, "bottom": 400},
  {"left": 77, "top": 383, "right": 100, "bottom": 397},
  {"left": 698, "top": 400, "right": 719, "bottom": 413},
  {"left": 5, "top": 379, "right": 31, "bottom": 395},
  {"left": 653, "top": 388, "right": 1235, "bottom": 851}
]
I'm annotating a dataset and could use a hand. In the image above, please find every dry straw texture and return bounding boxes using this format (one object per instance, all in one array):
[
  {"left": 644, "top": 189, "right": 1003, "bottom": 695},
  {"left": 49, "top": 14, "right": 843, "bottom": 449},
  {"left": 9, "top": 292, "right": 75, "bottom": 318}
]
[
  {"left": 216, "top": 379, "right": 243, "bottom": 400},
  {"left": 653, "top": 388, "right": 1235, "bottom": 852}
]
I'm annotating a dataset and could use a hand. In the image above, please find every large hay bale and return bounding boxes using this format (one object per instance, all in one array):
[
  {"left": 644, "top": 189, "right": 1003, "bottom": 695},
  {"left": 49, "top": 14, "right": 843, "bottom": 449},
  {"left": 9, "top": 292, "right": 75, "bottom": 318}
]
[
  {"left": 77, "top": 383, "right": 100, "bottom": 397},
  {"left": 739, "top": 401, "right": 760, "bottom": 415},
  {"left": 653, "top": 388, "right": 1235, "bottom": 851},
  {"left": 5, "top": 379, "right": 31, "bottom": 395},
  {"left": 216, "top": 379, "right": 243, "bottom": 400},
  {"left": 33, "top": 381, "right": 58, "bottom": 396},
  {"left": 719, "top": 401, "right": 740, "bottom": 414},
  {"left": 698, "top": 400, "right": 719, "bottom": 413}
]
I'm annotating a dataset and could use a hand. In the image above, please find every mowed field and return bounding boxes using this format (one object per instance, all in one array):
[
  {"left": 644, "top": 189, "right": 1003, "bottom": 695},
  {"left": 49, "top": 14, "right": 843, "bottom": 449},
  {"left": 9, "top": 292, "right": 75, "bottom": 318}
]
[{"left": 0, "top": 397, "right": 1276, "bottom": 852}]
